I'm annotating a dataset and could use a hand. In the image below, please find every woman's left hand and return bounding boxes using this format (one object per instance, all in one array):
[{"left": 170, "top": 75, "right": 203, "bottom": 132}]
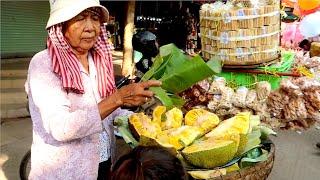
[{"left": 115, "top": 80, "right": 162, "bottom": 107}]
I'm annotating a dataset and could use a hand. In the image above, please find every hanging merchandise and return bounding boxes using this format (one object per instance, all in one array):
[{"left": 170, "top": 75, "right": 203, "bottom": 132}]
[{"left": 299, "top": 11, "right": 320, "bottom": 38}]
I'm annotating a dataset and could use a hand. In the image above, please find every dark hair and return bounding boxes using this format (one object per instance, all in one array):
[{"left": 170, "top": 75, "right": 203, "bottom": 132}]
[
  {"left": 111, "top": 146, "right": 187, "bottom": 180},
  {"left": 299, "top": 39, "right": 311, "bottom": 51}
]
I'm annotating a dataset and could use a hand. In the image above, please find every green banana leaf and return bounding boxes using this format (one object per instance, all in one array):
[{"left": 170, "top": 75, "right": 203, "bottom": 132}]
[
  {"left": 240, "top": 148, "right": 268, "bottom": 168},
  {"left": 113, "top": 116, "right": 138, "bottom": 148},
  {"left": 141, "top": 44, "right": 222, "bottom": 108}
]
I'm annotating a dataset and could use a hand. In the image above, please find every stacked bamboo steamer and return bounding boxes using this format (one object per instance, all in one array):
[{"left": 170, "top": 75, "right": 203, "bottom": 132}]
[{"left": 200, "top": 0, "right": 280, "bottom": 66}]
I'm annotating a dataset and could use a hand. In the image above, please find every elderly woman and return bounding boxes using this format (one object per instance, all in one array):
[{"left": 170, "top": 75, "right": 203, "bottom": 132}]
[{"left": 25, "top": 0, "right": 161, "bottom": 179}]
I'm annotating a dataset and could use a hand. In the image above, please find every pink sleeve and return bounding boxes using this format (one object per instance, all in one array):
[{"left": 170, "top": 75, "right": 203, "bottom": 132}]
[{"left": 28, "top": 52, "right": 102, "bottom": 142}]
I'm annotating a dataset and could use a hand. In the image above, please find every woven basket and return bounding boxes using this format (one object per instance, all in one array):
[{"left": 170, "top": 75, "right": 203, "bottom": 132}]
[
  {"left": 209, "top": 142, "right": 275, "bottom": 180},
  {"left": 200, "top": 1, "right": 280, "bottom": 67}
]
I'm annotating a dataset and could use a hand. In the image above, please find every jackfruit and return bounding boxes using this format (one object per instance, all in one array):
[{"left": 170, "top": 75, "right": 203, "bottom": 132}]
[
  {"left": 188, "top": 169, "right": 226, "bottom": 179},
  {"left": 129, "top": 113, "right": 161, "bottom": 139},
  {"left": 157, "top": 126, "right": 203, "bottom": 150},
  {"left": 205, "top": 112, "right": 250, "bottom": 138},
  {"left": 182, "top": 139, "right": 238, "bottom": 168},
  {"left": 161, "top": 107, "right": 183, "bottom": 130},
  {"left": 205, "top": 112, "right": 251, "bottom": 156},
  {"left": 139, "top": 135, "right": 177, "bottom": 155},
  {"left": 185, "top": 109, "right": 220, "bottom": 133},
  {"left": 152, "top": 106, "right": 166, "bottom": 125}
]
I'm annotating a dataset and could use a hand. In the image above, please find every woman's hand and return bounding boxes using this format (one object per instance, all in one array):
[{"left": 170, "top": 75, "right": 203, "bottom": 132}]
[
  {"left": 98, "top": 80, "right": 161, "bottom": 119},
  {"left": 116, "top": 80, "right": 162, "bottom": 107}
]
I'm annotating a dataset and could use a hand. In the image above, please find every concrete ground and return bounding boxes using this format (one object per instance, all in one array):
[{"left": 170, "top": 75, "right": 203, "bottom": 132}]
[{"left": 1, "top": 118, "right": 319, "bottom": 180}]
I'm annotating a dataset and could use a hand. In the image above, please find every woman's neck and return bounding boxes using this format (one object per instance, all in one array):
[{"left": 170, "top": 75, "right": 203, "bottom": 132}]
[{"left": 74, "top": 50, "right": 89, "bottom": 73}]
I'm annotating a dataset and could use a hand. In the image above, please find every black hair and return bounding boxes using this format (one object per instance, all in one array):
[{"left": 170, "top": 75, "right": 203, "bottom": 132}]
[
  {"left": 299, "top": 39, "right": 311, "bottom": 51},
  {"left": 111, "top": 146, "right": 187, "bottom": 180}
]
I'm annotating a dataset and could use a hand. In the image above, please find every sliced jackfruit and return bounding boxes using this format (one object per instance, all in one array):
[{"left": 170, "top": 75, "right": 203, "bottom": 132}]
[
  {"left": 205, "top": 112, "right": 251, "bottom": 138},
  {"left": 182, "top": 139, "right": 238, "bottom": 168},
  {"left": 205, "top": 112, "right": 250, "bottom": 156},
  {"left": 188, "top": 169, "right": 226, "bottom": 179},
  {"left": 157, "top": 126, "right": 202, "bottom": 150},
  {"left": 129, "top": 113, "right": 161, "bottom": 139},
  {"left": 152, "top": 106, "right": 166, "bottom": 125},
  {"left": 161, "top": 107, "right": 183, "bottom": 130},
  {"left": 139, "top": 135, "right": 177, "bottom": 155},
  {"left": 185, "top": 109, "right": 220, "bottom": 133}
]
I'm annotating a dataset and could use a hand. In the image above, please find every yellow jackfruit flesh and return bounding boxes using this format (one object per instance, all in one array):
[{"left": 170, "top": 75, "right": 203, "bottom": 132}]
[
  {"left": 185, "top": 109, "right": 220, "bottom": 133},
  {"left": 205, "top": 112, "right": 250, "bottom": 155},
  {"left": 182, "top": 139, "right": 238, "bottom": 168},
  {"left": 129, "top": 113, "right": 161, "bottom": 139},
  {"left": 161, "top": 107, "right": 183, "bottom": 130},
  {"left": 157, "top": 126, "right": 202, "bottom": 150},
  {"left": 188, "top": 169, "right": 226, "bottom": 179},
  {"left": 152, "top": 106, "right": 166, "bottom": 125}
]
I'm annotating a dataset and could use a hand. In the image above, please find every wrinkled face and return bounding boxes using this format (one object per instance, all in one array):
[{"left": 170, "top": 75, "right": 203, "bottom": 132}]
[{"left": 64, "top": 8, "right": 101, "bottom": 54}]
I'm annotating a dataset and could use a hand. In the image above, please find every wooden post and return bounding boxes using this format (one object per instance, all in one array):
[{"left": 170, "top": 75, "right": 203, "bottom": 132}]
[{"left": 122, "top": 1, "right": 136, "bottom": 77}]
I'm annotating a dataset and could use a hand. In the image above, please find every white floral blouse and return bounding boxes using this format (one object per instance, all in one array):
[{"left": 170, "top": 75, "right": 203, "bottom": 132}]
[{"left": 26, "top": 50, "right": 131, "bottom": 180}]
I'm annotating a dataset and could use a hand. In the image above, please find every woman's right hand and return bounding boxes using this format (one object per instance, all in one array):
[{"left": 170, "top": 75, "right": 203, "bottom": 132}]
[{"left": 115, "top": 80, "right": 162, "bottom": 107}]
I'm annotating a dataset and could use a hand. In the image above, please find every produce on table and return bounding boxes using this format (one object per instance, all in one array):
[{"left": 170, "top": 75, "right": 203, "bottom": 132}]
[{"left": 115, "top": 107, "right": 275, "bottom": 174}]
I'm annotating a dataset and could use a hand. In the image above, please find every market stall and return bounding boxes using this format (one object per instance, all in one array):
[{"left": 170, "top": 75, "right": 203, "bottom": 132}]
[{"left": 114, "top": 0, "right": 319, "bottom": 179}]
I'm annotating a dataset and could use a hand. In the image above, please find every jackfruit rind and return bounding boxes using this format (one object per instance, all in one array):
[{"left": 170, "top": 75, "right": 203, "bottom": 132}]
[
  {"left": 185, "top": 109, "right": 220, "bottom": 133},
  {"left": 235, "top": 134, "right": 248, "bottom": 157},
  {"left": 129, "top": 113, "right": 161, "bottom": 139},
  {"left": 161, "top": 107, "right": 183, "bottom": 130},
  {"left": 139, "top": 135, "right": 177, "bottom": 155},
  {"left": 182, "top": 139, "right": 238, "bottom": 168},
  {"left": 152, "top": 106, "right": 166, "bottom": 125}
]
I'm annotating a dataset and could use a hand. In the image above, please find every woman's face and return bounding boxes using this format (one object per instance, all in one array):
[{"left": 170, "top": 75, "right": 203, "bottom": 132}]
[{"left": 64, "top": 9, "right": 101, "bottom": 54}]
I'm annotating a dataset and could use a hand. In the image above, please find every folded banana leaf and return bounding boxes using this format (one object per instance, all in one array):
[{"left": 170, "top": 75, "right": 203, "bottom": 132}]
[{"left": 141, "top": 44, "right": 222, "bottom": 108}]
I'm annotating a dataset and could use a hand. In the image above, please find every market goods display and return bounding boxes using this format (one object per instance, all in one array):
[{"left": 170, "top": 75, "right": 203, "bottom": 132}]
[
  {"left": 180, "top": 77, "right": 272, "bottom": 122},
  {"left": 114, "top": 109, "right": 276, "bottom": 179},
  {"left": 267, "top": 77, "right": 320, "bottom": 130},
  {"left": 199, "top": 0, "right": 280, "bottom": 66}
]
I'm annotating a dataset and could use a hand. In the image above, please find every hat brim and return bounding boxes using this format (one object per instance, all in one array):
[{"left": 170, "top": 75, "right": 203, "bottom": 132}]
[{"left": 46, "top": 4, "right": 109, "bottom": 29}]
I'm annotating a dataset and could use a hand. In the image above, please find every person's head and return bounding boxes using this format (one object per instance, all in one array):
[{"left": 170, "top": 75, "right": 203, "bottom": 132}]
[
  {"left": 111, "top": 146, "right": 187, "bottom": 180},
  {"left": 47, "top": 0, "right": 109, "bottom": 54},
  {"left": 299, "top": 39, "right": 311, "bottom": 51},
  {"left": 46, "top": 0, "right": 115, "bottom": 97}
]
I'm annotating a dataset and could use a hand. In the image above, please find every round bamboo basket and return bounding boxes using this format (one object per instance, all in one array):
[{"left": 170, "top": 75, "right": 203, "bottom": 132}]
[
  {"left": 200, "top": 1, "right": 280, "bottom": 67},
  {"left": 209, "top": 142, "right": 275, "bottom": 180}
]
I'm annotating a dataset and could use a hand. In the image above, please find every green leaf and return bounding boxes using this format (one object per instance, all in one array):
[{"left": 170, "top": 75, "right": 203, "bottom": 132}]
[
  {"left": 114, "top": 116, "right": 138, "bottom": 148},
  {"left": 259, "top": 125, "right": 277, "bottom": 140},
  {"left": 141, "top": 55, "right": 164, "bottom": 81},
  {"left": 169, "top": 94, "right": 185, "bottom": 108},
  {"left": 207, "top": 57, "right": 222, "bottom": 74},
  {"left": 160, "top": 54, "right": 219, "bottom": 93},
  {"left": 240, "top": 148, "right": 268, "bottom": 168},
  {"left": 243, "top": 129, "right": 261, "bottom": 153},
  {"left": 149, "top": 86, "right": 173, "bottom": 108}
]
